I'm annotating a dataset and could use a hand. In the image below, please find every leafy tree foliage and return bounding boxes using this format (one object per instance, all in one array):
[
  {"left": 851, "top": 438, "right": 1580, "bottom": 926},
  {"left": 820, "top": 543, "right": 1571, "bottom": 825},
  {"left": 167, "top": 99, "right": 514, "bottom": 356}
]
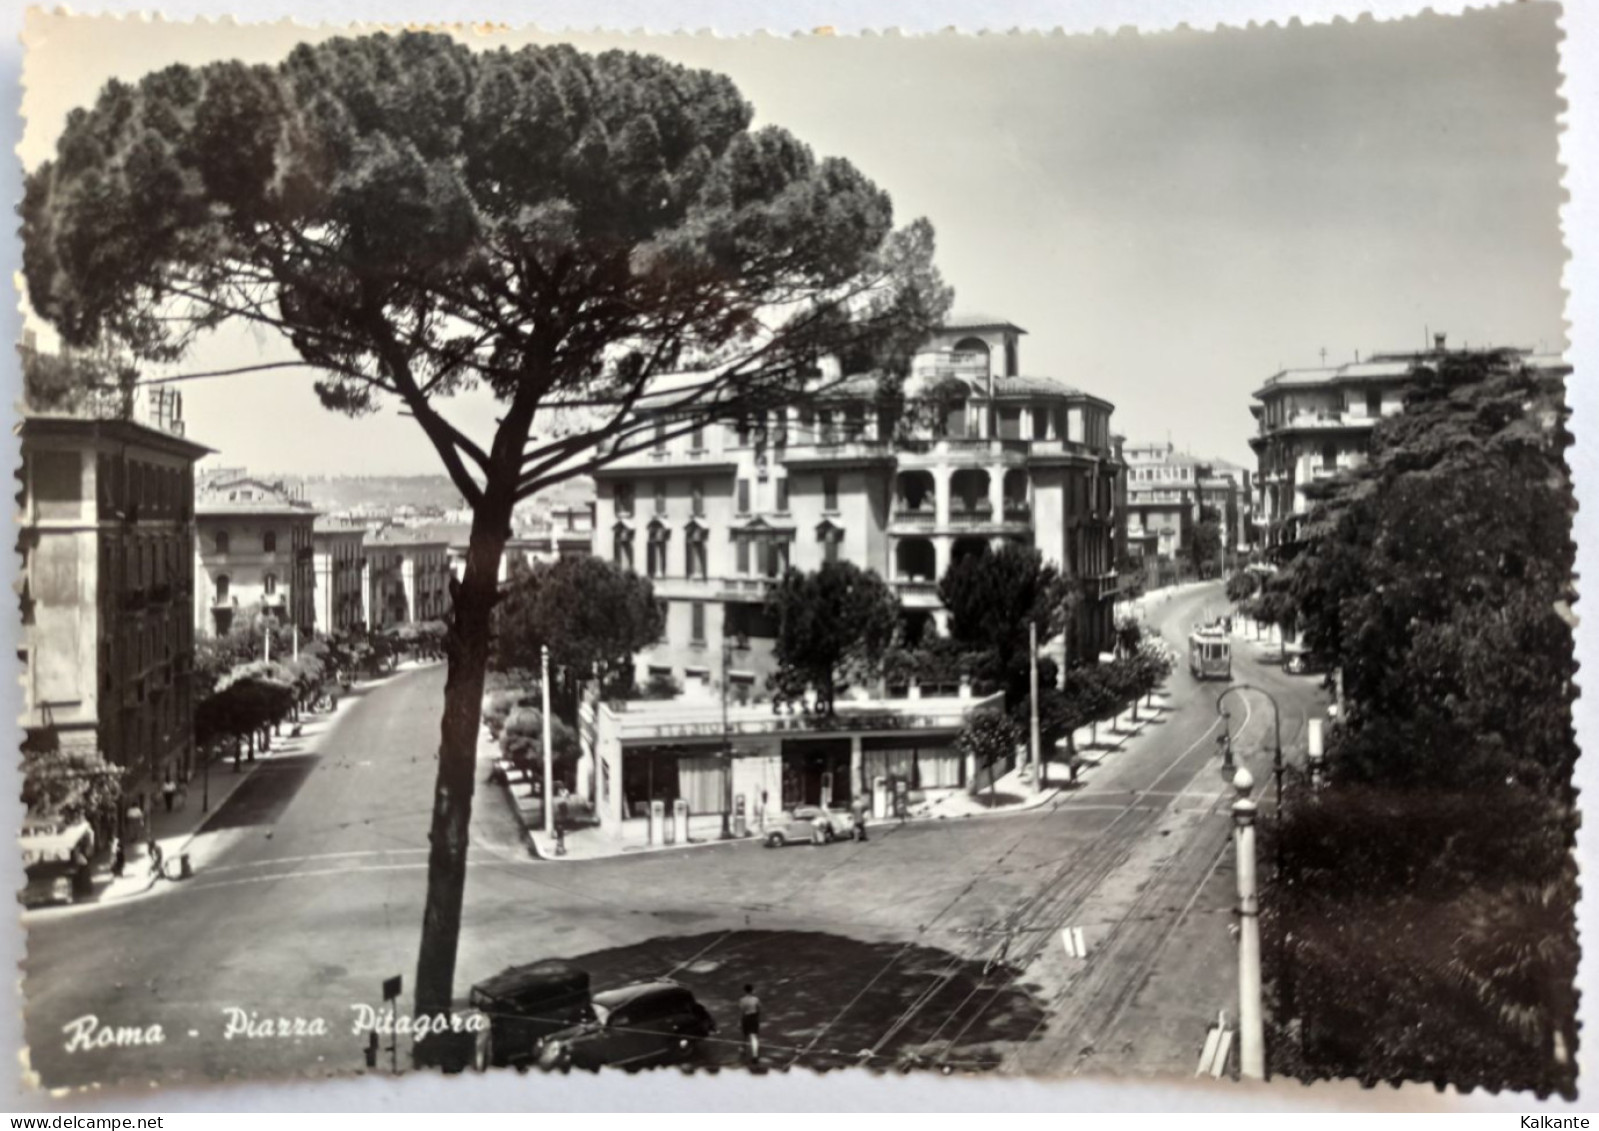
[
  {"left": 955, "top": 710, "right": 1023, "bottom": 800},
  {"left": 23, "top": 30, "right": 948, "bottom": 1044},
  {"left": 492, "top": 556, "right": 664, "bottom": 717},
  {"left": 1265, "top": 350, "right": 1577, "bottom": 1093},
  {"left": 1188, "top": 510, "right": 1222, "bottom": 577},
  {"left": 938, "top": 543, "right": 1076, "bottom": 703},
  {"left": 765, "top": 562, "right": 899, "bottom": 713}
]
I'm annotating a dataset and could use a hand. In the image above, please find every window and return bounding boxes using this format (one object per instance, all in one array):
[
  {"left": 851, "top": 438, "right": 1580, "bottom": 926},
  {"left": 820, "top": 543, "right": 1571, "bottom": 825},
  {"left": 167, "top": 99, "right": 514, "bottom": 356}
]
[
  {"left": 654, "top": 419, "right": 667, "bottom": 450},
  {"left": 737, "top": 479, "right": 751, "bottom": 514},
  {"left": 615, "top": 482, "right": 635, "bottom": 518},
  {"left": 215, "top": 531, "right": 230, "bottom": 554},
  {"left": 1322, "top": 442, "right": 1338, "bottom": 471},
  {"left": 690, "top": 479, "right": 705, "bottom": 517},
  {"left": 735, "top": 418, "right": 751, "bottom": 446},
  {"left": 823, "top": 473, "right": 839, "bottom": 512},
  {"left": 647, "top": 524, "right": 670, "bottom": 578},
  {"left": 818, "top": 522, "right": 841, "bottom": 565},
  {"left": 736, "top": 537, "right": 750, "bottom": 574},
  {"left": 263, "top": 530, "right": 278, "bottom": 553},
  {"left": 264, "top": 573, "right": 278, "bottom": 596},
  {"left": 691, "top": 601, "right": 706, "bottom": 644},
  {"left": 690, "top": 424, "right": 704, "bottom": 451},
  {"left": 654, "top": 481, "right": 667, "bottom": 515},
  {"left": 685, "top": 527, "right": 708, "bottom": 579},
  {"left": 775, "top": 478, "right": 789, "bottom": 513},
  {"left": 1366, "top": 388, "right": 1382, "bottom": 417},
  {"left": 655, "top": 600, "right": 669, "bottom": 641},
  {"left": 215, "top": 574, "right": 230, "bottom": 602},
  {"left": 613, "top": 526, "right": 635, "bottom": 571}
]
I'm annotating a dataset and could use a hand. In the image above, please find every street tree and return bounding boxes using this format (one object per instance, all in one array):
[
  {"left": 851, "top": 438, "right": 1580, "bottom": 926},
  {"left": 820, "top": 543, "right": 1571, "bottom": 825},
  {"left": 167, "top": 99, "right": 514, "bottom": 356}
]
[
  {"left": 955, "top": 710, "right": 1023, "bottom": 802},
  {"left": 938, "top": 542, "right": 1077, "bottom": 702},
  {"left": 765, "top": 561, "right": 899, "bottom": 713},
  {"left": 1189, "top": 508, "right": 1222, "bottom": 578},
  {"left": 22, "top": 31, "right": 951, "bottom": 1045},
  {"left": 493, "top": 556, "right": 665, "bottom": 719}
]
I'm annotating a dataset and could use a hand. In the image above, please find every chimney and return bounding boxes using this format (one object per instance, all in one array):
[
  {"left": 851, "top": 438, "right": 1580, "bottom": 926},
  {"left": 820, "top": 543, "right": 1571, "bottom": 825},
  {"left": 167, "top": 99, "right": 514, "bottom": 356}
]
[{"left": 1433, "top": 332, "right": 1447, "bottom": 352}]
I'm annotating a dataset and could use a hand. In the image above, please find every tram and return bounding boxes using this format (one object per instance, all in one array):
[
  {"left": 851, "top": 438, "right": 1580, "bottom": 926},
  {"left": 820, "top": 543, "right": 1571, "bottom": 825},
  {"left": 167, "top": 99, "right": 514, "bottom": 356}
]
[{"left": 1188, "top": 626, "right": 1233, "bottom": 681}]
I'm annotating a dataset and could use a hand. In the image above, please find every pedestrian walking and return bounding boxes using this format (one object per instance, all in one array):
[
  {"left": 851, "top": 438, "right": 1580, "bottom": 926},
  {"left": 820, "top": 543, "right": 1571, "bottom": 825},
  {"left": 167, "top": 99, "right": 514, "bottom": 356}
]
[
  {"left": 161, "top": 772, "right": 177, "bottom": 813},
  {"left": 810, "top": 810, "right": 829, "bottom": 845},
  {"left": 110, "top": 836, "right": 125, "bottom": 879},
  {"left": 148, "top": 839, "right": 164, "bottom": 880},
  {"left": 738, "top": 984, "right": 761, "bottom": 1063},
  {"left": 849, "top": 794, "right": 869, "bottom": 842}
]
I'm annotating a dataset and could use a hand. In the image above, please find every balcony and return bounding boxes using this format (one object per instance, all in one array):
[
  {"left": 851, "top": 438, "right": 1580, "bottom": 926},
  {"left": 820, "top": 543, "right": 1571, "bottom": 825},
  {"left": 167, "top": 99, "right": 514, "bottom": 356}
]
[
  {"left": 1003, "top": 500, "right": 1031, "bottom": 522},
  {"left": 719, "top": 577, "right": 777, "bottom": 601},
  {"left": 892, "top": 577, "right": 942, "bottom": 607},
  {"left": 889, "top": 506, "right": 938, "bottom": 528},
  {"left": 1259, "top": 410, "right": 1379, "bottom": 436}
]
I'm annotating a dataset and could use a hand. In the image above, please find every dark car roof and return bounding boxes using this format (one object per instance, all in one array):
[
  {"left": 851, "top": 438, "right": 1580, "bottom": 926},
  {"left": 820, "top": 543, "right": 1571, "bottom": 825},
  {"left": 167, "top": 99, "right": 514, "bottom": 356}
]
[
  {"left": 591, "top": 979, "right": 691, "bottom": 1009},
  {"left": 473, "top": 959, "right": 589, "bottom": 1005}
]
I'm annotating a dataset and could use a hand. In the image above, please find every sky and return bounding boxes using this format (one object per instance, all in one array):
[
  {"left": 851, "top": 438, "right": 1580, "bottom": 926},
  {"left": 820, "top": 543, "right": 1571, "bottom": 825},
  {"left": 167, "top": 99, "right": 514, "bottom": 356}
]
[{"left": 17, "top": 4, "right": 1568, "bottom": 475}]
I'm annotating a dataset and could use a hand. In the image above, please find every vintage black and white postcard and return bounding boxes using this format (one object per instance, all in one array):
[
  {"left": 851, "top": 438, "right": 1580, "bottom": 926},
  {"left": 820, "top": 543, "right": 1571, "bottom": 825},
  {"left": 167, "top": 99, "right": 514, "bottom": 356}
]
[{"left": 7, "top": 0, "right": 1586, "bottom": 1111}]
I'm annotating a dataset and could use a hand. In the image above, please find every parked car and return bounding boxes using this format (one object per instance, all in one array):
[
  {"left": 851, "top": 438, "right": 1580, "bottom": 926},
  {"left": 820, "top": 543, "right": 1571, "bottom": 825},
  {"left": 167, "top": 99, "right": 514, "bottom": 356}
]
[
  {"left": 1282, "top": 644, "right": 1331, "bottom": 675},
  {"left": 18, "top": 816, "right": 93, "bottom": 909},
  {"left": 468, "top": 959, "right": 593, "bottom": 1070},
  {"left": 534, "top": 980, "right": 717, "bottom": 1071},
  {"left": 762, "top": 805, "right": 852, "bottom": 848}
]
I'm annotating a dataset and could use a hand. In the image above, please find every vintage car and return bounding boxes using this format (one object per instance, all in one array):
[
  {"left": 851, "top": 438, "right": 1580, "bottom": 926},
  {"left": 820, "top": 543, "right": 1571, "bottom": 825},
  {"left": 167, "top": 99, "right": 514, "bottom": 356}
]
[
  {"left": 534, "top": 980, "right": 716, "bottom": 1071},
  {"left": 19, "top": 816, "right": 94, "bottom": 908},
  {"left": 468, "top": 958, "right": 594, "bottom": 1070},
  {"left": 761, "top": 805, "right": 854, "bottom": 848}
]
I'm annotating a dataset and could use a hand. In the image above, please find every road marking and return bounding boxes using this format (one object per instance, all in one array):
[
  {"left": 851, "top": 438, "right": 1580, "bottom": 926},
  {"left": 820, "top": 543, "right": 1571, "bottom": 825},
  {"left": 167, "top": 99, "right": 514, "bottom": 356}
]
[
  {"left": 1060, "top": 926, "right": 1088, "bottom": 958},
  {"left": 200, "top": 847, "right": 430, "bottom": 877}
]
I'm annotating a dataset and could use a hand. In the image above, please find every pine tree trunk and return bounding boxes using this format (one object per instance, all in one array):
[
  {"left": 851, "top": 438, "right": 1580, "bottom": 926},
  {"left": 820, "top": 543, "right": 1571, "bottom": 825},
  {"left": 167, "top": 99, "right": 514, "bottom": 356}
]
[{"left": 411, "top": 516, "right": 507, "bottom": 1068}]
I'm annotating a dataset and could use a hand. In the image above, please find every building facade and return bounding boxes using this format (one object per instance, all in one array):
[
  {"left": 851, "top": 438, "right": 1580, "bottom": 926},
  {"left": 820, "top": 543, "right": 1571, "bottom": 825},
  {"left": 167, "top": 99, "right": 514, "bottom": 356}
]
[
  {"left": 311, "top": 520, "right": 368, "bottom": 635},
  {"left": 1248, "top": 336, "right": 1567, "bottom": 549},
  {"left": 364, "top": 529, "right": 452, "bottom": 627},
  {"left": 591, "top": 317, "right": 1124, "bottom": 695},
  {"left": 1123, "top": 441, "right": 1203, "bottom": 561},
  {"left": 194, "top": 476, "right": 318, "bottom": 636},
  {"left": 19, "top": 414, "right": 210, "bottom": 818},
  {"left": 586, "top": 690, "right": 1002, "bottom": 844}
]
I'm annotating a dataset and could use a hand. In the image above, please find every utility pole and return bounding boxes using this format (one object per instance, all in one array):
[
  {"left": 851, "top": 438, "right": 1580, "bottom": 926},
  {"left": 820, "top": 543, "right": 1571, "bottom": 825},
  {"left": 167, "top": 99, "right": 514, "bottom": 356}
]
[
  {"left": 1233, "top": 767, "right": 1265, "bottom": 1079},
  {"left": 541, "top": 644, "right": 554, "bottom": 837},
  {"left": 1028, "top": 620, "right": 1042, "bottom": 790}
]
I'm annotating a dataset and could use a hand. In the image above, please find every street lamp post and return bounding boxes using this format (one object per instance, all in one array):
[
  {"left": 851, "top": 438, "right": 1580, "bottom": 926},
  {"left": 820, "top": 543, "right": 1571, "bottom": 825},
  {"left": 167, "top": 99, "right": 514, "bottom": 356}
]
[
  {"left": 1232, "top": 767, "right": 1266, "bottom": 1079},
  {"left": 541, "top": 645, "right": 554, "bottom": 838},
  {"left": 1215, "top": 684, "right": 1285, "bottom": 813},
  {"left": 720, "top": 636, "right": 745, "bottom": 839}
]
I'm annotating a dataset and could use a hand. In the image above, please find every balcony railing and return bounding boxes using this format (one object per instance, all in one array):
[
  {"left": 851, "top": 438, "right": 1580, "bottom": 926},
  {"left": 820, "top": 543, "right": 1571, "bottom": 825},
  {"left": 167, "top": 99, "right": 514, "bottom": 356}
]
[
  {"left": 890, "top": 506, "right": 937, "bottom": 526},
  {"left": 1003, "top": 500, "right": 1031, "bottom": 521}
]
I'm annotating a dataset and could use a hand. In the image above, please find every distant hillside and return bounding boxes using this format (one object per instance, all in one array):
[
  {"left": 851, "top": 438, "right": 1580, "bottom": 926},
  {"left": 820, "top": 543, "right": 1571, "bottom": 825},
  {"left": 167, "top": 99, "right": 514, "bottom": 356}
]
[{"left": 267, "top": 473, "right": 594, "bottom": 515}]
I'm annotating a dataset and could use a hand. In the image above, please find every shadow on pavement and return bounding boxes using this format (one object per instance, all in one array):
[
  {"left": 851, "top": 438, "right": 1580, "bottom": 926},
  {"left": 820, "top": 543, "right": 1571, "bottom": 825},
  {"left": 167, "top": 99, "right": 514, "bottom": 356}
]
[
  {"left": 199, "top": 752, "right": 321, "bottom": 831},
  {"left": 552, "top": 928, "right": 1049, "bottom": 1072}
]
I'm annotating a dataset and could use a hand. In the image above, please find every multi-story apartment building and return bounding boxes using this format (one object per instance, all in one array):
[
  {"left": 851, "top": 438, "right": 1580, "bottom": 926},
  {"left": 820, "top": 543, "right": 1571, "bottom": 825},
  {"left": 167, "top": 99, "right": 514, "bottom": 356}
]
[
  {"left": 194, "top": 476, "right": 318, "bottom": 636},
  {"left": 1248, "top": 335, "right": 1567, "bottom": 549},
  {"left": 19, "top": 407, "right": 210, "bottom": 823},
  {"left": 1123, "top": 441, "right": 1204, "bottom": 561},
  {"left": 311, "top": 519, "right": 368, "bottom": 635},
  {"left": 592, "top": 317, "right": 1124, "bottom": 696},
  {"left": 364, "top": 528, "right": 452, "bottom": 627}
]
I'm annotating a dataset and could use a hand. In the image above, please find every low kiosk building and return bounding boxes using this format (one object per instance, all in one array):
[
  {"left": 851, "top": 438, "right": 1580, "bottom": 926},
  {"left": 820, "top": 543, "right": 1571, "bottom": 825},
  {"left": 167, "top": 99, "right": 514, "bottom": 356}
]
[{"left": 584, "top": 689, "right": 1005, "bottom": 846}]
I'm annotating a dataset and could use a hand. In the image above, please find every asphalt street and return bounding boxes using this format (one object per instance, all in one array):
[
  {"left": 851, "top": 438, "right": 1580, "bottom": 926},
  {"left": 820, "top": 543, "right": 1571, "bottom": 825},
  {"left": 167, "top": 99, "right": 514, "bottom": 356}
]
[{"left": 22, "top": 581, "right": 1329, "bottom": 1088}]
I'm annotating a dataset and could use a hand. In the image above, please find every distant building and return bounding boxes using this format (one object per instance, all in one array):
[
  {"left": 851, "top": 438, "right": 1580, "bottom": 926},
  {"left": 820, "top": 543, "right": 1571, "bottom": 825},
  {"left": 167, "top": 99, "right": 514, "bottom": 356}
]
[
  {"left": 1248, "top": 335, "right": 1568, "bottom": 549},
  {"left": 364, "top": 528, "right": 452, "bottom": 627},
  {"left": 1123, "top": 441, "right": 1204, "bottom": 561},
  {"left": 194, "top": 476, "right": 318, "bottom": 636},
  {"left": 592, "top": 316, "right": 1124, "bottom": 696},
  {"left": 311, "top": 519, "right": 367, "bottom": 635},
  {"left": 19, "top": 410, "right": 210, "bottom": 820}
]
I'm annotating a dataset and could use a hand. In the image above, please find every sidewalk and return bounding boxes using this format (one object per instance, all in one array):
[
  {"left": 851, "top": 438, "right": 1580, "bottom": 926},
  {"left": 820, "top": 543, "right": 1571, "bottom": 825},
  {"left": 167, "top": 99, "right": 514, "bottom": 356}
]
[
  {"left": 74, "top": 681, "right": 374, "bottom": 905},
  {"left": 501, "top": 686, "right": 1178, "bottom": 862}
]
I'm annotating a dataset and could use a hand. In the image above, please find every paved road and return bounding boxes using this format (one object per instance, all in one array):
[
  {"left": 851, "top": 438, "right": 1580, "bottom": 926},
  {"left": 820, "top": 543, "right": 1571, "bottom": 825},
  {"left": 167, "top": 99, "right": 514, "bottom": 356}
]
[{"left": 22, "top": 582, "right": 1329, "bottom": 1087}]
